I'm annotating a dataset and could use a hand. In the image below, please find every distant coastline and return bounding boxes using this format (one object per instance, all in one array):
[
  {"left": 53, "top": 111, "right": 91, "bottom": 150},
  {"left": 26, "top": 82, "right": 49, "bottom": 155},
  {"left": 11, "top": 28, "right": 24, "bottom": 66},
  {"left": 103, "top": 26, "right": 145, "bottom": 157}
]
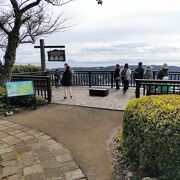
[{"left": 16, "top": 62, "right": 180, "bottom": 71}]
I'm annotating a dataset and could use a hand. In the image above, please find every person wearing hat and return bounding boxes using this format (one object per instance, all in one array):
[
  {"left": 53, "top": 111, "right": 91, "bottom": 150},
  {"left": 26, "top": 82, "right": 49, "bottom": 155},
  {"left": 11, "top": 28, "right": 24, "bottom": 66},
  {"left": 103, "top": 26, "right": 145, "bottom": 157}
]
[
  {"left": 144, "top": 65, "right": 153, "bottom": 79},
  {"left": 157, "top": 63, "right": 168, "bottom": 80},
  {"left": 144, "top": 65, "right": 154, "bottom": 95},
  {"left": 114, "top": 64, "right": 121, "bottom": 90}
]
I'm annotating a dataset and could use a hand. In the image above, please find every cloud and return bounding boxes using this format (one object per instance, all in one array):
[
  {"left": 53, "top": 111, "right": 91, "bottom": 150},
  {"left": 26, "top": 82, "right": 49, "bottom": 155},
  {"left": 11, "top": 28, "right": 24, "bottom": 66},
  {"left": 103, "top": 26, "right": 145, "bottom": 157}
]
[{"left": 2, "top": 0, "right": 180, "bottom": 67}]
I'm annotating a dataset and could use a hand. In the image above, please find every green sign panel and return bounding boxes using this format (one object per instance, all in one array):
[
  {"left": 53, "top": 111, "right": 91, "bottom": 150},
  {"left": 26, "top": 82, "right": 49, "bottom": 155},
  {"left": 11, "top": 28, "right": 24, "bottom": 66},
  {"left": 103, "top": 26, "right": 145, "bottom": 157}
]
[{"left": 6, "top": 81, "right": 34, "bottom": 97}]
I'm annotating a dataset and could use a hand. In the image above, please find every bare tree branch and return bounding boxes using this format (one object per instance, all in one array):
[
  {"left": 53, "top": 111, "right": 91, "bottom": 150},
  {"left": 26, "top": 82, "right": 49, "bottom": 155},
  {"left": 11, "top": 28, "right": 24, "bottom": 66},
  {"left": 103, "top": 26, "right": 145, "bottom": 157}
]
[
  {"left": 45, "top": 0, "right": 75, "bottom": 6},
  {"left": 10, "top": 0, "right": 19, "bottom": 13},
  {"left": 0, "top": 22, "right": 10, "bottom": 35},
  {"left": 20, "top": 0, "right": 41, "bottom": 13},
  {"left": 19, "top": 0, "right": 31, "bottom": 9}
]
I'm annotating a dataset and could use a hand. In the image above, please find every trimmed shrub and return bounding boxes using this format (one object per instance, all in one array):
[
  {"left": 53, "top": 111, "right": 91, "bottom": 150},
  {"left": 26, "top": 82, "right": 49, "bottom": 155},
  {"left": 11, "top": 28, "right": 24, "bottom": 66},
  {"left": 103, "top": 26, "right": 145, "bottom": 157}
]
[
  {"left": 12, "top": 65, "right": 41, "bottom": 73},
  {"left": 36, "top": 95, "right": 46, "bottom": 105},
  {"left": 0, "top": 86, "right": 6, "bottom": 97},
  {"left": 119, "top": 95, "right": 180, "bottom": 179}
]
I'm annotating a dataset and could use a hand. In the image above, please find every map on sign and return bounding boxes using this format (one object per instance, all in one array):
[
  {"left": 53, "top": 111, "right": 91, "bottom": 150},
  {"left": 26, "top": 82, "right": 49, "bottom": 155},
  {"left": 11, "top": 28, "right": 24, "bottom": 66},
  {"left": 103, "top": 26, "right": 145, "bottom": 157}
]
[{"left": 6, "top": 81, "right": 34, "bottom": 97}]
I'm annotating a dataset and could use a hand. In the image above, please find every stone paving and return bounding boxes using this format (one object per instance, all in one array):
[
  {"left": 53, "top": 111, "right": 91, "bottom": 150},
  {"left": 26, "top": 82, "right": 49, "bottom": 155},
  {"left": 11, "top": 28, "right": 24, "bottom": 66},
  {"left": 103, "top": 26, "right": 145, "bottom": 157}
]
[
  {"left": 0, "top": 120, "right": 87, "bottom": 180},
  {"left": 52, "top": 86, "right": 140, "bottom": 110}
]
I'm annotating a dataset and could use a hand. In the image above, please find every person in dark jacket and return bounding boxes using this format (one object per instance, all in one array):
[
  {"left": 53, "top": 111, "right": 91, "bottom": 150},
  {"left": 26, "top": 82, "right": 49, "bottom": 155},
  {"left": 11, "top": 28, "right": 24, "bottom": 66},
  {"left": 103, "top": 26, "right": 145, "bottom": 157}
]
[
  {"left": 157, "top": 63, "right": 168, "bottom": 80},
  {"left": 61, "top": 65, "right": 73, "bottom": 99},
  {"left": 54, "top": 69, "right": 60, "bottom": 87},
  {"left": 114, "top": 64, "right": 120, "bottom": 90},
  {"left": 133, "top": 62, "right": 144, "bottom": 80}
]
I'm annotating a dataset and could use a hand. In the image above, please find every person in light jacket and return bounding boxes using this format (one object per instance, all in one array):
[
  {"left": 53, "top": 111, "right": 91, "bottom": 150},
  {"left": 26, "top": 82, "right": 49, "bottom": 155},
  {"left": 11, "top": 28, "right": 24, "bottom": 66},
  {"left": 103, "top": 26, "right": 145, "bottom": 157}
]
[
  {"left": 120, "top": 63, "right": 131, "bottom": 94},
  {"left": 144, "top": 65, "right": 153, "bottom": 95},
  {"left": 144, "top": 65, "right": 153, "bottom": 79}
]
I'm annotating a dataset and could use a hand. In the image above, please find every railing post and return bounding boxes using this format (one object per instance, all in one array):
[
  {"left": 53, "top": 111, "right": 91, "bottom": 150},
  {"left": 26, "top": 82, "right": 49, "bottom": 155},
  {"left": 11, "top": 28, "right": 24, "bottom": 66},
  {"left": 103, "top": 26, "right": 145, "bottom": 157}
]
[
  {"left": 153, "top": 71, "right": 156, "bottom": 79},
  {"left": 111, "top": 71, "right": 114, "bottom": 88},
  {"left": 88, "top": 71, "right": 91, "bottom": 87},
  {"left": 47, "top": 77, "right": 52, "bottom": 102},
  {"left": 136, "top": 80, "right": 141, "bottom": 98}
]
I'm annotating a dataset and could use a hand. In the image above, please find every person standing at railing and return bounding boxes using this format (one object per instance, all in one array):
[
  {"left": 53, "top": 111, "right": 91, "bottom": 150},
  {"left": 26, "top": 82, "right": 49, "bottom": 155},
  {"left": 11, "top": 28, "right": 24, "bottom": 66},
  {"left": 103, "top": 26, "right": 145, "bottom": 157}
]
[
  {"left": 157, "top": 63, "right": 168, "bottom": 80},
  {"left": 61, "top": 65, "right": 73, "bottom": 99},
  {"left": 114, "top": 64, "right": 121, "bottom": 90},
  {"left": 54, "top": 69, "right": 61, "bottom": 88},
  {"left": 144, "top": 65, "right": 153, "bottom": 95},
  {"left": 133, "top": 62, "right": 144, "bottom": 80},
  {"left": 64, "top": 62, "right": 74, "bottom": 76},
  {"left": 120, "top": 63, "right": 131, "bottom": 94},
  {"left": 144, "top": 65, "right": 153, "bottom": 79}
]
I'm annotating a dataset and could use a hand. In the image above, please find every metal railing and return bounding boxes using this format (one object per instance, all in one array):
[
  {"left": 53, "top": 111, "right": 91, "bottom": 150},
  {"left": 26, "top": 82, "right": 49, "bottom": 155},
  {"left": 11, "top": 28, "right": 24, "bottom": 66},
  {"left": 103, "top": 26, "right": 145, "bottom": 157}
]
[
  {"left": 48, "top": 70, "right": 180, "bottom": 87},
  {"left": 11, "top": 74, "right": 52, "bottom": 102},
  {"left": 135, "top": 79, "right": 180, "bottom": 98}
]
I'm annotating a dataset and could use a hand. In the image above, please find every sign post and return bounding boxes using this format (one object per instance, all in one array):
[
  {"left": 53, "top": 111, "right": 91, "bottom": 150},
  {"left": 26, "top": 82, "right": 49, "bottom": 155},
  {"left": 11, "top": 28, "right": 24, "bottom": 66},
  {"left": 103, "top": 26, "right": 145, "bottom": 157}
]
[{"left": 34, "top": 39, "right": 65, "bottom": 70}]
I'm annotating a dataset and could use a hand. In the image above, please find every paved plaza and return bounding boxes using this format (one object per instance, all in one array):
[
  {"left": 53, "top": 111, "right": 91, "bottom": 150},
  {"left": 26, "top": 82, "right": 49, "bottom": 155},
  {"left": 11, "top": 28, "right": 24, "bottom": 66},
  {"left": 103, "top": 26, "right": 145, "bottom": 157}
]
[{"left": 52, "top": 86, "right": 138, "bottom": 110}]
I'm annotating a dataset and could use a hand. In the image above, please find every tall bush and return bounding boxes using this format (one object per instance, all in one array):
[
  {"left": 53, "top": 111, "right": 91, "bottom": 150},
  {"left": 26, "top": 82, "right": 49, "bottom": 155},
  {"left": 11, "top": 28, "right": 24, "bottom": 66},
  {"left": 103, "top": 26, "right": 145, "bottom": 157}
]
[{"left": 120, "top": 95, "right": 180, "bottom": 179}]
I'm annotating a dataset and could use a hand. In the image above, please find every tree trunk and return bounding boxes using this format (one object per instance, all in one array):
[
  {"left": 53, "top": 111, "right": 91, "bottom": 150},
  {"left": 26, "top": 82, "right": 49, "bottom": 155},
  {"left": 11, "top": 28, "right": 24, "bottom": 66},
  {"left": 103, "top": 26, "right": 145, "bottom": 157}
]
[
  {"left": 0, "top": 68, "right": 11, "bottom": 87},
  {"left": 0, "top": 34, "right": 19, "bottom": 87}
]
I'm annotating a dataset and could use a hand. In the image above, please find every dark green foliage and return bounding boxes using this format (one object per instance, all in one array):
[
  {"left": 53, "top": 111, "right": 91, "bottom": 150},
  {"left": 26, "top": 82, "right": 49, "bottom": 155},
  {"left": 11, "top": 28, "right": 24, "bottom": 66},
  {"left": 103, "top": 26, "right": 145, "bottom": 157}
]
[
  {"left": 8, "top": 96, "right": 35, "bottom": 108},
  {"left": 119, "top": 95, "right": 180, "bottom": 179}
]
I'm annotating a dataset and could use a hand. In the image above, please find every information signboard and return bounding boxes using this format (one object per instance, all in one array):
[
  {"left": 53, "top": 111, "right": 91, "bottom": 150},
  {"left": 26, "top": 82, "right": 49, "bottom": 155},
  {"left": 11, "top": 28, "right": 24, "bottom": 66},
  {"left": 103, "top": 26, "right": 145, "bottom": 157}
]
[
  {"left": 6, "top": 81, "right": 34, "bottom": 97},
  {"left": 47, "top": 49, "right": 66, "bottom": 61}
]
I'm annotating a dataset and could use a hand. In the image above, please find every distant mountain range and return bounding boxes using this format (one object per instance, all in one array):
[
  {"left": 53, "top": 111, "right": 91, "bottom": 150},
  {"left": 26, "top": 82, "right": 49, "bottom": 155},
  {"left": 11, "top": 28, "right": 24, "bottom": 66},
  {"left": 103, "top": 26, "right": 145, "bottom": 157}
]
[
  {"left": 64, "top": 59, "right": 180, "bottom": 71},
  {"left": 52, "top": 65, "right": 180, "bottom": 71},
  {"left": 17, "top": 60, "right": 180, "bottom": 71}
]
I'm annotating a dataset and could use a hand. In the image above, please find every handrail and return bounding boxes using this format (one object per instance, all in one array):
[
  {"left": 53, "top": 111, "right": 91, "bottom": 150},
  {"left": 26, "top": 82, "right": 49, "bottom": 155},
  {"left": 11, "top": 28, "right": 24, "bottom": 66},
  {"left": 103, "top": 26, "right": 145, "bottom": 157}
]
[
  {"left": 47, "top": 70, "right": 180, "bottom": 87},
  {"left": 135, "top": 79, "right": 180, "bottom": 98}
]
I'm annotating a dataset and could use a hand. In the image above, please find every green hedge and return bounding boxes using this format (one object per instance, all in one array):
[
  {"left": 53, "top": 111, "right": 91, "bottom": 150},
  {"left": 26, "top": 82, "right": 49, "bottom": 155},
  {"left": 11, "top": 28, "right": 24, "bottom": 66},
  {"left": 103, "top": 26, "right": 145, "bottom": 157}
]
[
  {"left": 12, "top": 65, "right": 41, "bottom": 73},
  {"left": 120, "top": 95, "right": 180, "bottom": 179}
]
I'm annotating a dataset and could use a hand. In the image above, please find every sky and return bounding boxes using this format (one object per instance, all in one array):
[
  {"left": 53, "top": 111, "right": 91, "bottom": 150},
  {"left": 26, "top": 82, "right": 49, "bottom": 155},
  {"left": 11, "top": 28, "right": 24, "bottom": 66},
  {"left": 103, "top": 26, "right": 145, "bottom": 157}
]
[{"left": 8, "top": 0, "right": 180, "bottom": 67}]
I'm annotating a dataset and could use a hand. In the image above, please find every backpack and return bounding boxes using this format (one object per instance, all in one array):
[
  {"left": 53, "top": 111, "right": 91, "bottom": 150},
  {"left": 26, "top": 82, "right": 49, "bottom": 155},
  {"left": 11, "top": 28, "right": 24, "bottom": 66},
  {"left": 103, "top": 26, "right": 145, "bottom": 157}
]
[{"left": 121, "top": 68, "right": 127, "bottom": 80}]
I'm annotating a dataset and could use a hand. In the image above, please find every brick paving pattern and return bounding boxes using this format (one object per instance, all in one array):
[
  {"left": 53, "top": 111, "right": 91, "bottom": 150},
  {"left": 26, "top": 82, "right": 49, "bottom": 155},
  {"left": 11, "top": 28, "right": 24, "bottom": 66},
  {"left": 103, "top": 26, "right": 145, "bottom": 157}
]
[{"left": 0, "top": 120, "right": 87, "bottom": 180}]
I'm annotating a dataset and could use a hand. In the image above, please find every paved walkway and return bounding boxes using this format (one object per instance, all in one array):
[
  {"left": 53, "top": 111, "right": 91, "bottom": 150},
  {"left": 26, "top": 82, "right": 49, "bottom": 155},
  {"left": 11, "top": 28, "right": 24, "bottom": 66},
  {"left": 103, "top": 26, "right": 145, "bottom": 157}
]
[
  {"left": 52, "top": 86, "right": 137, "bottom": 110},
  {"left": 0, "top": 119, "right": 86, "bottom": 180}
]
